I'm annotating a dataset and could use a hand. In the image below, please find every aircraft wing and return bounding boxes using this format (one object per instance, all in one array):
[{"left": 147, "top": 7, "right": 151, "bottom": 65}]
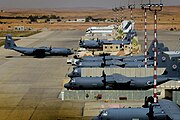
[
  {"left": 106, "top": 74, "right": 131, "bottom": 84},
  {"left": 159, "top": 99, "right": 180, "bottom": 120}
]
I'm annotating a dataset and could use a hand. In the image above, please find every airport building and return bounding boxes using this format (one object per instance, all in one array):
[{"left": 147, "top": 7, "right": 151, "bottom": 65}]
[
  {"left": 76, "top": 18, "right": 86, "bottom": 22},
  {"left": 103, "top": 44, "right": 122, "bottom": 52},
  {"left": 14, "top": 26, "right": 25, "bottom": 31}
]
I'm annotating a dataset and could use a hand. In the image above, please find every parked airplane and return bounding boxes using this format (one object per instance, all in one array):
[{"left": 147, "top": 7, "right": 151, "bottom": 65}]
[
  {"left": 92, "top": 97, "right": 180, "bottom": 120},
  {"left": 78, "top": 40, "right": 165, "bottom": 62},
  {"left": 64, "top": 55, "right": 180, "bottom": 90},
  {"left": 79, "top": 39, "right": 131, "bottom": 49},
  {"left": 68, "top": 47, "right": 169, "bottom": 78},
  {"left": 79, "top": 39, "right": 103, "bottom": 49},
  {"left": 4, "top": 34, "right": 74, "bottom": 58},
  {"left": 86, "top": 26, "right": 114, "bottom": 34},
  {"left": 77, "top": 57, "right": 125, "bottom": 67},
  {"left": 79, "top": 30, "right": 135, "bottom": 49},
  {"left": 76, "top": 47, "right": 168, "bottom": 68},
  {"left": 68, "top": 67, "right": 82, "bottom": 78}
]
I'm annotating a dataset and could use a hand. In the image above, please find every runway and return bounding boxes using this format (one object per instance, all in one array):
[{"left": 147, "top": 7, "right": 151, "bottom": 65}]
[{"left": 0, "top": 30, "right": 179, "bottom": 120}]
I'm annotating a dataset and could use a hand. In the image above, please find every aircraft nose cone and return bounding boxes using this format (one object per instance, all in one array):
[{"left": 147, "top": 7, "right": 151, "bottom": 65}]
[
  {"left": 68, "top": 72, "right": 73, "bottom": 78},
  {"left": 75, "top": 60, "right": 80, "bottom": 64},
  {"left": 64, "top": 83, "right": 70, "bottom": 89}
]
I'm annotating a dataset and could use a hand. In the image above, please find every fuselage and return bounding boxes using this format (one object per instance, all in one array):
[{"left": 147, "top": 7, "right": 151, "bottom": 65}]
[
  {"left": 64, "top": 75, "right": 172, "bottom": 90},
  {"left": 69, "top": 60, "right": 155, "bottom": 78},
  {"left": 92, "top": 103, "right": 167, "bottom": 120},
  {"left": 79, "top": 39, "right": 131, "bottom": 49},
  {"left": 77, "top": 60, "right": 125, "bottom": 67},
  {"left": 93, "top": 108, "right": 149, "bottom": 120},
  {"left": 80, "top": 55, "right": 152, "bottom": 62},
  {"left": 12, "top": 46, "right": 73, "bottom": 57}
]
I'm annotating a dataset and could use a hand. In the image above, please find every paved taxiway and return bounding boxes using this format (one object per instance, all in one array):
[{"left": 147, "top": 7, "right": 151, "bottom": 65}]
[
  {"left": 0, "top": 30, "right": 179, "bottom": 120},
  {"left": 0, "top": 30, "right": 85, "bottom": 120}
]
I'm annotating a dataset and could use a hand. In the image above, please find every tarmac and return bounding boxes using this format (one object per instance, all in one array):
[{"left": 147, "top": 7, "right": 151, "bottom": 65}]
[
  {"left": 0, "top": 30, "right": 86, "bottom": 120},
  {"left": 0, "top": 30, "right": 179, "bottom": 120}
]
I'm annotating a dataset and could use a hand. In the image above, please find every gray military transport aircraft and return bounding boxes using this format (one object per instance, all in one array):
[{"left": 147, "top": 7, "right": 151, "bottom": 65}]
[
  {"left": 77, "top": 39, "right": 165, "bottom": 62},
  {"left": 4, "top": 34, "right": 74, "bottom": 58},
  {"left": 68, "top": 46, "right": 169, "bottom": 78},
  {"left": 76, "top": 47, "right": 168, "bottom": 68},
  {"left": 64, "top": 55, "right": 180, "bottom": 90},
  {"left": 92, "top": 96, "right": 180, "bottom": 120},
  {"left": 79, "top": 30, "right": 136, "bottom": 49}
]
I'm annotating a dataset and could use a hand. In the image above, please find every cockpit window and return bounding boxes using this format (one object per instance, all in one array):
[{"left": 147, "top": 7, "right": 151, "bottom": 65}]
[
  {"left": 99, "top": 110, "right": 108, "bottom": 116},
  {"left": 99, "top": 111, "right": 103, "bottom": 116},
  {"left": 71, "top": 79, "right": 75, "bottom": 83}
]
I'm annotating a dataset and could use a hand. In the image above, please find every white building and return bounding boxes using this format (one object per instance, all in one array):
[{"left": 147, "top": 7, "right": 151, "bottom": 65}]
[
  {"left": 76, "top": 18, "right": 86, "bottom": 22},
  {"left": 14, "top": 26, "right": 25, "bottom": 31},
  {"left": 86, "top": 25, "right": 115, "bottom": 34}
]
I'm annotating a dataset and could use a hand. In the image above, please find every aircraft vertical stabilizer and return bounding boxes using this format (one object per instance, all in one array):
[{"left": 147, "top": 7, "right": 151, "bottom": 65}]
[
  {"left": 162, "top": 54, "right": 180, "bottom": 77},
  {"left": 4, "top": 34, "right": 16, "bottom": 49}
]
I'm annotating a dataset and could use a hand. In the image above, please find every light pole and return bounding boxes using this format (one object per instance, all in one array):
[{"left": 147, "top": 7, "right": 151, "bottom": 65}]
[
  {"left": 112, "top": 6, "right": 120, "bottom": 25},
  {"left": 128, "top": 4, "right": 135, "bottom": 20},
  {"left": 148, "top": 2, "right": 163, "bottom": 103},
  {"left": 141, "top": 4, "right": 149, "bottom": 68},
  {"left": 119, "top": 6, "right": 125, "bottom": 22},
  {"left": 128, "top": 3, "right": 135, "bottom": 56}
]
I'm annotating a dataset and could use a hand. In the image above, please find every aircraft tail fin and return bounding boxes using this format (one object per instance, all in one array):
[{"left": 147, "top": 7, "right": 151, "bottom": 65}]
[
  {"left": 162, "top": 54, "right": 180, "bottom": 77},
  {"left": 4, "top": 34, "right": 17, "bottom": 49},
  {"left": 157, "top": 47, "right": 169, "bottom": 67},
  {"left": 123, "top": 30, "right": 132, "bottom": 41},
  {"left": 147, "top": 40, "right": 160, "bottom": 57}
]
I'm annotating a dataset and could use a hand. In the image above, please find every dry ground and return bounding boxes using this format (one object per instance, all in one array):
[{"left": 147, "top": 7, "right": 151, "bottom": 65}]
[{"left": 0, "top": 6, "right": 180, "bottom": 30}]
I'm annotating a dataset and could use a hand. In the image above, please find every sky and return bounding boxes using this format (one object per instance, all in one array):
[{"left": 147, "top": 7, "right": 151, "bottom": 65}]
[{"left": 0, "top": 0, "right": 180, "bottom": 9}]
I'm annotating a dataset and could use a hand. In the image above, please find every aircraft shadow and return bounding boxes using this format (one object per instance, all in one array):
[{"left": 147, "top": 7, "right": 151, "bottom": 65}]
[{"left": 5, "top": 55, "right": 68, "bottom": 59}]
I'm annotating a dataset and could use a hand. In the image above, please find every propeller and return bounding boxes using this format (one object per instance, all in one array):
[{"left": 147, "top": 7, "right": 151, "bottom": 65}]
[
  {"left": 49, "top": 45, "right": 52, "bottom": 51},
  {"left": 92, "top": 50, "right": 94, "bottom": 55},
  {"left": 101, "top": 54, "right": 106, "bottom": 67},
  {"left": 147, "top": 104, "right": 154, "bottom": 120},
  {"left": 79, "top": 40, "right": 83, "bottom": 45}
]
